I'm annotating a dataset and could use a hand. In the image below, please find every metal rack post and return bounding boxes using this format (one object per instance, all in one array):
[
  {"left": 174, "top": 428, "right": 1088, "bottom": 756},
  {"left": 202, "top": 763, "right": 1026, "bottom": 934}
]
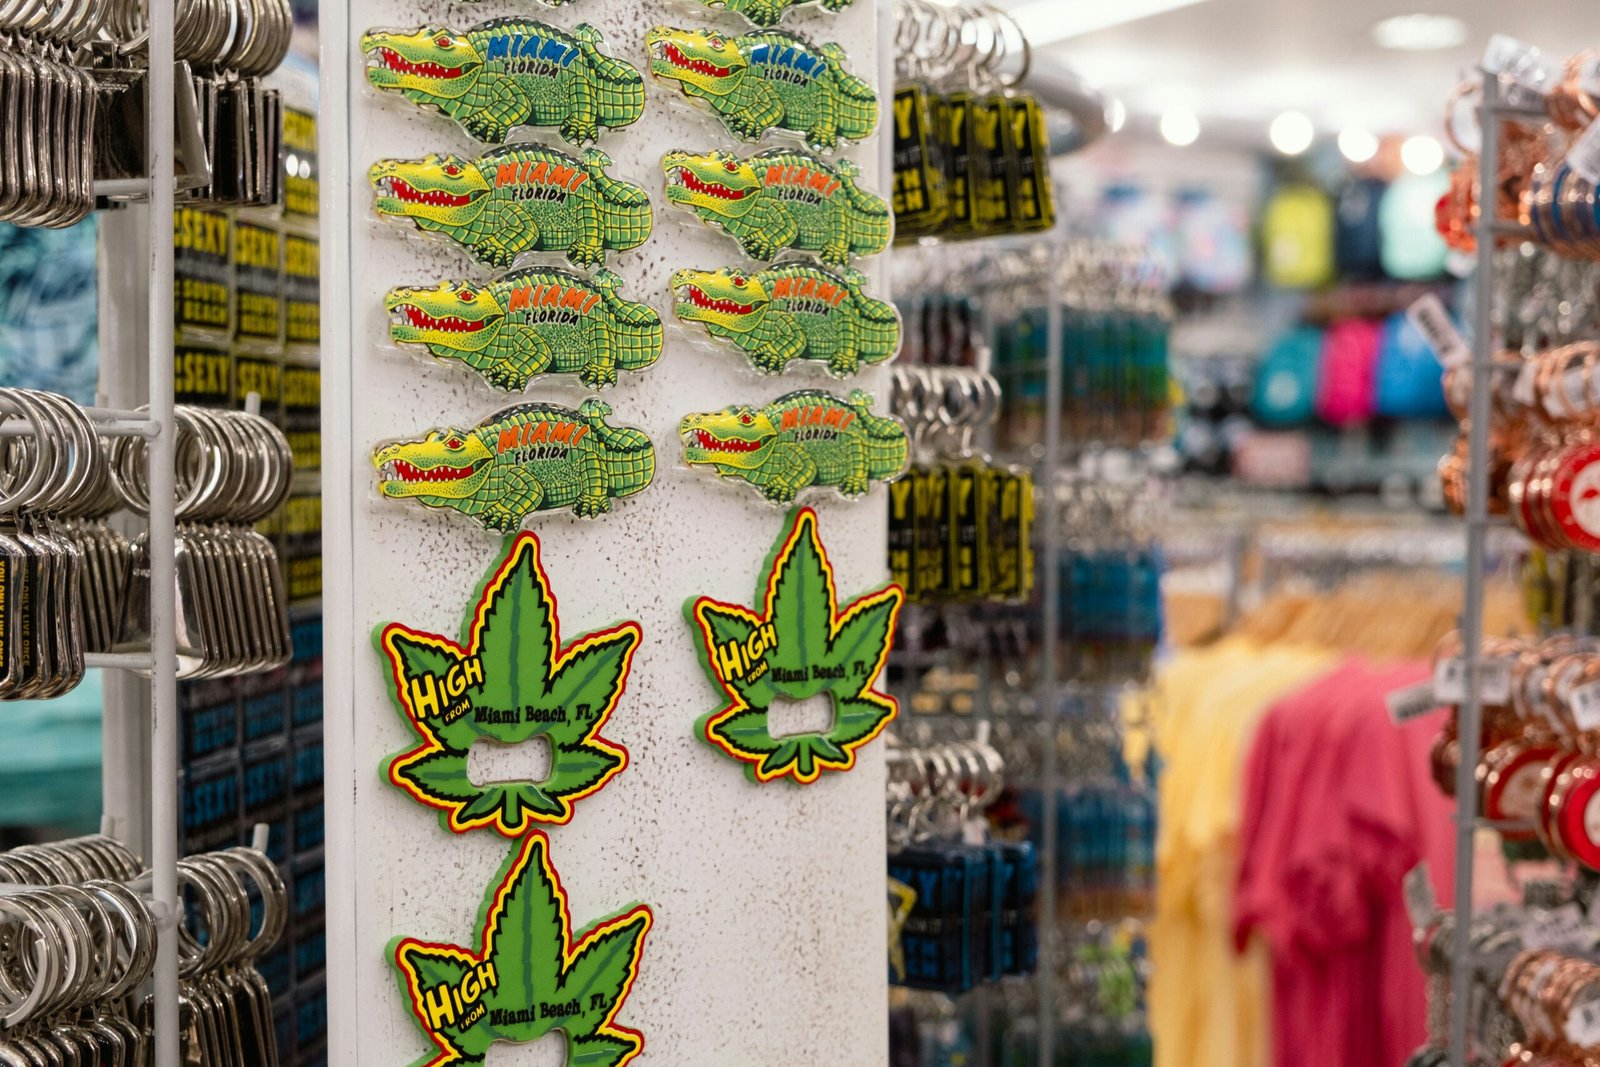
[
  {"left": 146, "top": 0, "right": 182, "bottom": 1053},
  {"left": 1448, "top": 66, "right": 1500, "bottom": 1067},
  {"left": 1037, "top": 279, "right": 1065, "bottom": 1067}
]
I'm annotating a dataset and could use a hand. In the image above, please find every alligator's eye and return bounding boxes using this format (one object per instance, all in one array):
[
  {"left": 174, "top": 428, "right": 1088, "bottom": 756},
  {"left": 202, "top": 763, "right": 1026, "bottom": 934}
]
[
  {"left": 446, "top": 437, "right": 463, "bottom": 449},
  {"left": 443, "top": 163, "right": 463, "bottom": 176},
  {"left": 739, "top": 413, "right": 754, "bottom": 426},
  {"left": 724, "top": 161, "right": 739, "bottom": 173},
  {"left": 709, "top": 35, "right": 725, "bottom": 48},
  {"left": 732, "top": 276, "right": 747, "bottom": 287},
  {"left": 436, "top": 36, "right": 453, "bottom": 48},
  {"left": 458, "top": 289, "right": 476, "bottom": 301}
]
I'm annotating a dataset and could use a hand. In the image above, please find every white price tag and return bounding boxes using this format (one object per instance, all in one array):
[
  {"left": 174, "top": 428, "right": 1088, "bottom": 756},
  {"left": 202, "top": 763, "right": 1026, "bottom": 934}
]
[
  {"left": 1482, "top": 657, "right": 1514, "bottom": 705},
  {"left": 1433, "top": 657, "right": 1466, "bottom": 703},
  {"left": 1386, "top": 681, "right": 1438, "bottom": 724},
  {"left": 1406, "top": 294, "right": 1470, "bottom": 369},
  {"left": 1567, "top": 115, "right": 1600, "bottom": 185},
  {"left": 1431, "top": 657, "right": 1512, "bottom": 705},
  {"left": 1402, "top": 864, "right": 1436, "bottom": 931},
  {"left": 1566, "top": 996, "right": 1600, "bottom": 1048},
  {"left": 1521, "top": 903, "right": 1587, "bottom": 951},
  {"left": 1514, "top": 360, "right": 1539, "bottom": 406},
  {"left": 1572, "top": 681, "right": 1600, "bottom": 731}
]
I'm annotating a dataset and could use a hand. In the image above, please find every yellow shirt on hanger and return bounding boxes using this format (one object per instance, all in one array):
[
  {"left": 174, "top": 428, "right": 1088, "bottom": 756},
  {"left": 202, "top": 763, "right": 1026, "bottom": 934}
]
[{"left": 1146, "top": 638, "right": 1337, "bottom": 1067}]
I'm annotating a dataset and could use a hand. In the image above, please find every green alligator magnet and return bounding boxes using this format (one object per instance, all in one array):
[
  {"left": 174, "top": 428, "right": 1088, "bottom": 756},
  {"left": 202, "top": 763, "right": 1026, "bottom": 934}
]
[
  {"left": 362, "top": 20, "right": 645, "bottom": 144},
  {"left": 646, "top": 27, "right": 878, "bottom": 151},
  {"left": 680, "top": 389, "right": 907, "bottom": 503},
  {"left": 370, "top": 146, "right": 652, "bottom": 269},
  {"left": 386, "top": 268, "right": 662, "bottom": 390},
  {"left": 672, "top": 263, "right": 899, "bottom": 376},
  {"left": 662, "top": 148, "right": 890, "bottom": 264},
  {"left": 374, "top": 399, "right": 655, "bottom": 528},
  {"left": 693, "top": 0, "right": 855, "bottom": 28}
]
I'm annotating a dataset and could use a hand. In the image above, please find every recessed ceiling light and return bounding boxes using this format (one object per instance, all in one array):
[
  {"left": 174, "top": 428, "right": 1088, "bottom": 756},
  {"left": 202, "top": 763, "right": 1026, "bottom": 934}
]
[
  {"left": 1010, "top": 0, "right": 1212, "bottom": 47},
  {"left": 1160, "top": 108, "right": 1200, "bottom": 147},
  {"left": 1270, "top": 112, "right": 1314, "bottom": 155},
  {"left": 1107, "top": 99, "right": 1127, "bottom": 133},
  {"left": 1338, "top": 128, "right": 1379, "bottom": 163},
  {"left": 1401, "top": 134, "right": 1445, "bottom": 174},
  {"left": 1372, "top": 14, "right": 1468, "bottom": 52}
]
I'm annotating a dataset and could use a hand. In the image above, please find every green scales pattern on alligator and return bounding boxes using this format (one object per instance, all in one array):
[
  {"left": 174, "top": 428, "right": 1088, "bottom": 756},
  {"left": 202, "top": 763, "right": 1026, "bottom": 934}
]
[
  {"left": 374, "top": 399, "right": 655, "bottom": 529},
  {"left": 692, "top": 0, "right": 853, "bottom": 28},
  {"left": 680, "top": 389, "right": 907, "bottom": 504},
  {"left": 663, "top": 148, "right": 890, "bottom": 264},
  {"left": 386, "top": 267, "right": 662, "bottom": 391},
  {"left": 672, "top": 263, "right": 899, "bottom": 377},
  {"left": 369, "top": 145, "right": 651, "bottom": 269},
  {"left": 647, "top": 27, "right": 878, "bottom": 151},
  {"left": 362, "top": 20, "right": 645, "bottom": 144}
]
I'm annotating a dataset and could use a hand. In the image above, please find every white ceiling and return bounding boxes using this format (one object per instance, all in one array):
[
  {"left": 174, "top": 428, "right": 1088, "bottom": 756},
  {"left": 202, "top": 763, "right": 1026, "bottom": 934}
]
[{"left": 1012, "top": 0, "right": 1600, "bottom": 148}]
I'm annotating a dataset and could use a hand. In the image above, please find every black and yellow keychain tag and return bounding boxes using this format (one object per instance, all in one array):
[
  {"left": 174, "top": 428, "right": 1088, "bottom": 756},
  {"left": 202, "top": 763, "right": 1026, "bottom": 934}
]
[
  {"left": 948, "top": 459, "right": 991, "bottom": 600},
  {"left": 1006, "top": 93, "right": 1055, "bottom": 233},
  {"left": 988, "top": 466, "right": 1035, "bottom": 601},
  {"left": 970, "top": 93, "right": 1018, "bottom": 237},
  {"left": 892, "top": 82, "right": 948, "bottom": 241},
  {"left": 943, "top": 89, "right": 977, "bottom": 239}
]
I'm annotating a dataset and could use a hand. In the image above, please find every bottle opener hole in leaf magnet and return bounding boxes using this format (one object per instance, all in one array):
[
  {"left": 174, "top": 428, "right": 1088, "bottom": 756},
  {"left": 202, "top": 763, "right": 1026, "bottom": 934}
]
[
  {"left": 671, "top": 263, "right": 900, "bottom": 376},
  {"left": 380, "top": 532, "right": 641, "bottom": 835},
  {"left": 374, "top": 399, "right": 655, "bottom": 529},
  {"left": 687, "top": 507, "right": 904, "bottom": 785},
  {"left": 690, "top": 0, "right": 855, "bottom": 29},
  {"left": 362, "top": 20, "right": 645, "bottom": 145},
  {"left": 370, "top": 146, "right": 652, "bottom": 270},
  {"left": 661, "top": 148, "right": 891, "bottom": 265},
  {"left": 679, "top": 388, "right": 908, "bottom": 505},
  {"left": 390, "top": 832, "right": 652, "bottom": 1067},
  {"left": 645, "top": 27, "right": 879, "bottom": 152},
  {"left": 386, "top": 268, "right": 663, "bottom": 391}
]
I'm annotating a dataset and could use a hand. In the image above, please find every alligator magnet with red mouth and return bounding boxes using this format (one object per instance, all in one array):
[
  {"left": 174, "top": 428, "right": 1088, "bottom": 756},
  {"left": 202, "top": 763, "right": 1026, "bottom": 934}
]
[
  {"left": 385, "top": 267, "right": 662, "bottom": 391},
  {"left": 645, "top": 26, "right": 878, "bottom": 151},
  {"left": 369, "top": 146, "right": 652, "bottom": 269},
  {"left": 671, "top": 264, "right": 900, "bottom": 376},
  {"left": 661, "top": 148, "right": 890, "bottom": 265},
  {"left": 362, "top": 20, "right": 645, "bottom": 144},
  {"left": 373, "top": 399, "right": 655, "bottom": 528},
  {"left": 679, "top": 388, "right": 907, "bottom": 504}
]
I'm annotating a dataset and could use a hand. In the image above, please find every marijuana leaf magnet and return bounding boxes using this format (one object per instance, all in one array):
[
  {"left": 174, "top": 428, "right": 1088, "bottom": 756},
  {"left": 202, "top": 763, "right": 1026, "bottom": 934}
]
[
  {"left": 381, "top": 532, "right": 640, "bottom": 834},
  {"left": 687, "top": 507, "right": 903, "bottom": 784},
  {"left": 391, "top": 832, "right": 652, "bottom": 1067}
]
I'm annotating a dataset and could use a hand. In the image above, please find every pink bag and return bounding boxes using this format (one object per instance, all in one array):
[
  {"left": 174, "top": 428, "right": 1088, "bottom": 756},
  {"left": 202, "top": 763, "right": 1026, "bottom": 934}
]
[{"left": 1315, "top": 318, "right": 1382, "bottom": 426}]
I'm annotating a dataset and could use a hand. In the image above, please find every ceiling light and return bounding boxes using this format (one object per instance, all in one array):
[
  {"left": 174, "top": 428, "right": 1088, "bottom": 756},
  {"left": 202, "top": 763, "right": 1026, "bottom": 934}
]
[
  {"left": 1338, "top": 128, "right": 1379, "bottom": 163},
  {"left": 1009, "top": 0, "right": 1212, "bottom": 47},
  {"left": 1160, "top": 108, "right": 1200, "bottom": 147},
  {"left": 1107, "top": 99, "right": 1127, "bottom": 133},
  {"left": 1269, "top": 111, "right": 1314, "bottom": 155},
  {"left": 1401, "top": 134, "right": 1444, "bottom": 174},
  {"left": 1372, "top": 13, "right": 1468, "bottom": 52}
]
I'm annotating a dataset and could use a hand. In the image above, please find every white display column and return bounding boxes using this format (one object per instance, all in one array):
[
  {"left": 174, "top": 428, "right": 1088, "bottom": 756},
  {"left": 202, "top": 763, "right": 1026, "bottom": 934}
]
[{"left": 320, "top": 0, "right": 893, "bottom": 1062}]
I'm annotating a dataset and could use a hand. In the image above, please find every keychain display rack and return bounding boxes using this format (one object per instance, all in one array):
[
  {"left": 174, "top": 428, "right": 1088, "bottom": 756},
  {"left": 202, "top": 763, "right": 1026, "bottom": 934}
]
[{"left": 1447, "top": 68, "right": 1542, "bottom": 1067}]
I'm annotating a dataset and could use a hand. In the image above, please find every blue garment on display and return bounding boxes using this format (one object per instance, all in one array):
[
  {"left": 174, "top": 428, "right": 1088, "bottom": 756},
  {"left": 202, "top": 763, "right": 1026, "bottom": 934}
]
[{"left": 1374, "top": 309, "right": 1450, "bottom": 418}]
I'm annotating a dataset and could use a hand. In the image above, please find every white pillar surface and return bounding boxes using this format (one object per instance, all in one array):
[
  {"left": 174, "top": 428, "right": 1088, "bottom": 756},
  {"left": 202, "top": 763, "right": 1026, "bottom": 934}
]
[{"left": 321, "top": 1, "right": 892, "bottom": 1063}]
